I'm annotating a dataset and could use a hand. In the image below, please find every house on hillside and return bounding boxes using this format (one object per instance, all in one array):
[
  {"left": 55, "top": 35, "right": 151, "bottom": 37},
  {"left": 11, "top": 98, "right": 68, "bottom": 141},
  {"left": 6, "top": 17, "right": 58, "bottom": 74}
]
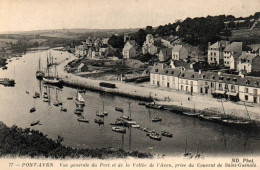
[
  {"left": 86, "top": 36, "right": 94, "bottom": 47},
  {"left": 237, "top": 52, "right": 260, "bottom": 74},
  {"left": 161, "top": 39, "right": 173, "bottom": 48},
  {"left": 158, "top": 48, "right": 172, "bottom": 62},
  {"left": 198, "top": 71, "right": 218, "bottom": 96},
  {"left": 172, "top": 45, "right": 188, "bottom": 60},
  {"left": 223, "top": 42, "right": 242, "bottom": 69},
  {"left": 159, "top": 68, "right": 181, "bottom": 89},
  {"left": 75, "top": 44, "right": 87, "bottom": 57},
  {"left": 142, "top": 34, "right": 158, "bottom": 55},
  {"left": 208, "top": 41, "right": 230, "bottom": 65},
  {"left": 122, "top": 40, "right": 137, "bottom": 59}
]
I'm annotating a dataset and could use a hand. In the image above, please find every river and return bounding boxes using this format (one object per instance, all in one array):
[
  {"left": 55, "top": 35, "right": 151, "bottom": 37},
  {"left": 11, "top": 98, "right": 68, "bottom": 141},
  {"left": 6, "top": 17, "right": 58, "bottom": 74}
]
[{"left": 0, "top": 49, "right": 260, "bottom": 157}]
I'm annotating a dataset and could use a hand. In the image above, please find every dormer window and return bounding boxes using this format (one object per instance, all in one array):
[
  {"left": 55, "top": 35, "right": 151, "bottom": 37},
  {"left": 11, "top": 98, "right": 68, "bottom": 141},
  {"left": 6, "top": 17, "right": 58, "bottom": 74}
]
[
  {"left": 191, "top": 75, "right": 194, "bottom": 78},
  {"left": 255, "top": 81, "right": 259, "bottom": 86},
  {"left": 233, "top": 78, "right": 237, "bottom": 82},
  {"left": 171, "top": 71, "right": 174, "bottom": 74},
  {"left": 165, "top": 70, "right": 168, "bottom": 74},
  {"left": 182, "top": 74, "right": 185, "bottom": 77},
  {"left": 202, "top": 75, "right": 206, "bottom": 79},
  {"left": 212, "top": 76, "right": 215, "bottom": 80},
  {"left": 226, "top": 77, "right": 230, "bottom": 81},
  {"left": 219, "top": 76, "right": 224, "bottom": 80},
  {"left": 246, "top": 80, "right": 250, "bottom": 85},
  {"left": 155, "top": 69, "right": 159, "bottom": 72}
]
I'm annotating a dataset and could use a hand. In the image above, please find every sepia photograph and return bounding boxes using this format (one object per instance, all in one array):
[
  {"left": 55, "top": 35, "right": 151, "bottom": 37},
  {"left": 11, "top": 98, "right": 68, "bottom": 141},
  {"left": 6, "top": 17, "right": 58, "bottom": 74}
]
[{"left": 0, "top": 0, "right": 259, "bottom": 169}]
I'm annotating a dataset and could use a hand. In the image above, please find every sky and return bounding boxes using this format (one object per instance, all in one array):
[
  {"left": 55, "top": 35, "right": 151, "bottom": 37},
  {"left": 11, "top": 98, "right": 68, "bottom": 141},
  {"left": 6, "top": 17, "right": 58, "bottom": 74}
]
[{"left": 0, "top": 0, "right": 259, "bottom": 33}]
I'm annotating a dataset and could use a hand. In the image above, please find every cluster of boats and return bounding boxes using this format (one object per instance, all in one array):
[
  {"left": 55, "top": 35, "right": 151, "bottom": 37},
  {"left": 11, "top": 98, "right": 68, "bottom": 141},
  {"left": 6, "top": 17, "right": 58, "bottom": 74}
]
[{"left": 140, "top": 100, "right": 254, "bottom": 128}]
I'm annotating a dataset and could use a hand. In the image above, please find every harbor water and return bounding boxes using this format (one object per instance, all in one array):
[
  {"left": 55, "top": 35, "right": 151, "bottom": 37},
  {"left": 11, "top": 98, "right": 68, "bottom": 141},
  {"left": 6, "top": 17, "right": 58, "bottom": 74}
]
[{"left": 0, "top": 49, "right": 260, "bottom": 157}]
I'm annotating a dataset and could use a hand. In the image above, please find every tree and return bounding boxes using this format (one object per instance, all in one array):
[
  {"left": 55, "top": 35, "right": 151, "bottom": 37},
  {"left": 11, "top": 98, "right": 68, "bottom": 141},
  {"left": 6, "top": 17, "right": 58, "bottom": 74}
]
[
  {"left": 145, "top": 26, "right": 154, "bottom": 35},
  {"left": 108, "top": 35, "right": 124, "bottom": 49}
]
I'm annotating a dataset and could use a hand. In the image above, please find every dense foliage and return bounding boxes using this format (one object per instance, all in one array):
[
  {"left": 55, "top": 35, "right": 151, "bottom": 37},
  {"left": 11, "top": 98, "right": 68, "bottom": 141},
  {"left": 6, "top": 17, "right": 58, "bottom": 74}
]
[
  {"left": 0, "top": 122, "right": 152, "bottom": 159},
  {"left": 108, "top": 35, "right": 124, "bottom": 49}
]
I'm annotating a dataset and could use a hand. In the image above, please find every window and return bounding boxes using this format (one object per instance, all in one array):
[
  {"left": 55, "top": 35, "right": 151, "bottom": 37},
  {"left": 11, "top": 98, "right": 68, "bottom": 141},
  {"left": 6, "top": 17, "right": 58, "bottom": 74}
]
[
  {"left": 211, "top": 82, "right": 214, "bottom": 88},
  {"left": 167, "top": 77, "right": 170, "bottom": 81},
  {"left": 245, "top": 95, "right": 248, "bottom": 101},
  {"left": 153, "top": 80, "right": 155, "bottom": 85},
  {"left": 162, "top": 76, "right": 165, "bottom": 80},
  {"left": 202, "top": 75, "right": 205, "bottom": 79},
  {"left": 191, "top": 81, "right": 193, "bottom": 85},
  {"left": 186, "top": 86, "right": 188, "bottom": 91},
  {"left": 152, "top": 75, "right": 155, "bottom": 79},
  {"left": 245, "top": 88, "right": 248, "bottom": 93},
  {"left": 205, "top": 82, "right": 208, "bottom": 85},
  {"left": 219, "top": 84, "right": 222, "bottom": 89},
  {"left": 253, "top": 89, "right": 257, "bottom": 95},
  {"left": 225, "top": 84, "right": 228, "bottom": 89},
  {"left": 186, "top": 80, "right": 188, "bottom": 85},
  {"left": 214, "top": 52, "right": 216, "bottom": 56},
  {"left": 210, "top": 52, "right": 213, "bottom": 56},
  {"left": 181, "top": 80, "right": 183, "bottom": 84}
]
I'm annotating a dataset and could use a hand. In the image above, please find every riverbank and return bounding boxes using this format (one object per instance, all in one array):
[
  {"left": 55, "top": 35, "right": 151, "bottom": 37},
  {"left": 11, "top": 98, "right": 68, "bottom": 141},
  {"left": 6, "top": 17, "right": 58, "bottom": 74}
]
[
  {"left": 0, "top": 122, "right": 152, "bottom": 159},
  {"left": 56, "top": 56, "right": 260, "bottom": 124}
]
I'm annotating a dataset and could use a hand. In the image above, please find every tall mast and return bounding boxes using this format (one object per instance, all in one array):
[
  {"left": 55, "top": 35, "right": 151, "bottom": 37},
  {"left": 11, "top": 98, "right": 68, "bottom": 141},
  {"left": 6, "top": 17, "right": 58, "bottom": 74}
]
[
  {"left": 47, "top": 54, "right": 49, "bottom": 76},
  {"left": 220, "top": 99, "right": 226, "bottom": 115},
  {"left": 102, "top": 100, "right": 104, "bottom": 112},
  {"left": 244, "top": 102, "right": 251, "bottom": 120},
  {"left": 129, "top": 100, "right": 131, "bottom": 118}
]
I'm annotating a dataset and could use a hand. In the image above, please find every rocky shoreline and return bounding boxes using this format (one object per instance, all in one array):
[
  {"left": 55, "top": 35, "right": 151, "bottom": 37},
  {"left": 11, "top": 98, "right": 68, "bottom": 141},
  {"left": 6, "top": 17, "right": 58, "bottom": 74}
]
[{"left": 0, "top": 122, "right": 152, "bottom": 159}]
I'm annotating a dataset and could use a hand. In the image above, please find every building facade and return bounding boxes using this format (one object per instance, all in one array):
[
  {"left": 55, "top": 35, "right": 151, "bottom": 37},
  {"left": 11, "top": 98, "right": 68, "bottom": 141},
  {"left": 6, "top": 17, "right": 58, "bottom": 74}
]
[
  {"left": 172, "top": 45, "right": 188, "bottom": 60},
  {"left": 208, "top": 41, "right": 230, "bottom": 65},
  {"left": 237, "top": 52, "right": 260, "bottom": 74},
  {"left": 223, "top": 42, "right": 242, "bottom": 68}
]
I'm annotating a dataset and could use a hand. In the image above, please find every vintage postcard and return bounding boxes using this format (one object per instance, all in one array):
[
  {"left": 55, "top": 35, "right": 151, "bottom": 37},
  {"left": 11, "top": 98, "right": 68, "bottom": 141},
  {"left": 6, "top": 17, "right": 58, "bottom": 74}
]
[{"left": 0, "top": 0, "right": 259, "bottom": 169}]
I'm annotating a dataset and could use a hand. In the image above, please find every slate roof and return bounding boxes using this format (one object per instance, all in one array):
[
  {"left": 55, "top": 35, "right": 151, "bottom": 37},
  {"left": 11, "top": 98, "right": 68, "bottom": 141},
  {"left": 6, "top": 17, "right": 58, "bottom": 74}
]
[
  {"left": 238, "top": 76, "right": 260, "bottom": 88},
  {"left": 238, "top": 52, "right": 258, "bottom": 61},
  {"left": 159, "top": 68, "right": 181, "bottom": 77},
  {"left": 179, "top": 71, "right": 199, "bottom": 80},
  {"left": 160, "top": 48, "right": 172, "bottom": 56},
  {"left": 224, "top": 42, "right": 242, "bottom": 52}
]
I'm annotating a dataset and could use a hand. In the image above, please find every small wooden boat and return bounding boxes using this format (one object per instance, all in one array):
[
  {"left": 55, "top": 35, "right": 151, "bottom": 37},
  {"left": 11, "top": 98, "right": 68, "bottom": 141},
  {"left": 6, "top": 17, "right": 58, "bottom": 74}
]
[
  {"left": 120, "top": 115, "right": 132, "bottom": 121},
  {"left": 221, "top": 119, "right": 253, "bottom": 126},
  {"left": 183, "top": 152, "right": 193, "bottom": 159},
  {"left": 110, "top": 120, "right": 126, "bottom": 126},
  {"left": 58, "top": 102, "right": 63, "bottom": 106},
  {"left": 112, "top": 126, "right": 126, "bottom": 133},
  {"left": 67, "top": 97, "right": 73, "bottom": 100},
  {"left": 43, "top": 98, "right": 49, "bottom": 102},
  {"left": 75, "top": 107, "right": 83, "bottom": 112},
  {"left": 26, "top": 91, "right": 29, "bottom": 94},
  {"left": 131, "top": 124, "right": 140, "bottom": 128},
  {"left": 60, "top": 107, "right": 67, "bottom": 112},
  {"left": 149, "top": 133, "right": 161, "bottom": 141},
  {"left": 77, "top": 118, "right": 89, "bottom": 123},
  {"left": 152, "top": 116, "right": 162, "bottom": 122},
  {"left": 30, "top": 107, "right": 36, "bottom": 113},
  {"left": 182, "top": 111, "right": 199, "bottom": 117},
  {"left": 33, "top": 92, "right": 40, "bottom": 98},
  {"left": 125, "top": 120, "right": 136, "bottom": 125},
  {"left": 2, "top": 66, "right": 7, "bottom": 70},
  {"left": 198, "top": 114, "right": 222, "bottom": 122},
  {"left": 53, "top": 101, "right": 59, "bottom": 106},
  {"left": 145, "top": 103, "right": 163, "bottom": 109},
  {"left": 94, "top": 119, "right": 104, "bottom": 124},
  {"left": 74, "top": 110, "right": 82, "bottom": 115},
  {"left": 30, "top": 120, "right": 40, "bottom": 126},
  {"left": 161, "top": 131, "right": 173, "bottom": 138},
  {"left": 115, "top": 107, "right": 123, "bottom": 112},
  {"left": 138, "top": 102, "right": 146, "bottom": 105},
  {"left": 96, "top": 112, "right": 105, "bottom": 117}
]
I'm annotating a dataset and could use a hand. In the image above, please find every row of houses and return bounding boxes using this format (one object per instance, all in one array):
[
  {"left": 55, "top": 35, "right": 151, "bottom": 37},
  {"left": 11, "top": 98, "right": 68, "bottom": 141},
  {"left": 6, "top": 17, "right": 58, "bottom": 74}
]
[
  {"left": 150, "top": 63, "right": 260, "bottom": 104},
  {"left": 122, "top": 33, "right": 189, "bottom": 61},
  {"left": 75, "top": 36, "right": 110, "bottom": 58}
]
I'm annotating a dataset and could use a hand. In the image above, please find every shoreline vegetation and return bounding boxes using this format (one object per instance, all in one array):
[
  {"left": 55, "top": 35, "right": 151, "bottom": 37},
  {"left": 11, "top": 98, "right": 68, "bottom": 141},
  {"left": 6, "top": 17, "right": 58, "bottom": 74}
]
[{"left": 0, "top": 122, "right": 152, "bottom": 159}]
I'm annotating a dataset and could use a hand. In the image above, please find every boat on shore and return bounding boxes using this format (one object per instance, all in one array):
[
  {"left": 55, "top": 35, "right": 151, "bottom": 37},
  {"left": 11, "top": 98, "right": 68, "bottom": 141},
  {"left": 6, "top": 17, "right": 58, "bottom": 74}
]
[
  {"left": 96, "top": 112, "right": 105, "bottom": 117},
  {"left": 67, "top": 97, "right": 73, "bottom": 100},
  {"left": 198, "top": 114, "right": 222, "bottom": 122},
  {"left": 110, "top": 120, "right": 127, "bottom": 126},
  {"left": 2, "top": 66, "right": 7, "bottom": 70},
  {"left": 74, "top": 110, "right": 82, "bottom": 115},
  {"left": 112, "top": 126, "right": 126, "bottom": 133},
  {"left": 115, "top": 107, "right": 123, "bottom": 112},
  {"left": 0, "top": 78, "right": 15, "bottom": 86},
  {"left": 138, "top": 102, "right": 146, "bottom": 105},
  {"left": 182, "top": 102, "right": 199, "bottom": 117},
  {"left": 30, "top": 120, "right": 40, "bottom": 126},
  {"left": 145, "top": 103, "right": 163, "bottom": 109},
  {"left": 30, "top": 107, "right": 36, "bottom": 113}
]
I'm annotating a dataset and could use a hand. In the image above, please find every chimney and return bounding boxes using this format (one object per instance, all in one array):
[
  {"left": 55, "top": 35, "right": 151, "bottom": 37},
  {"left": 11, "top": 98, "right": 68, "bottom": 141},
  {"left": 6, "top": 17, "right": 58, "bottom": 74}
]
[
  {"left": 199, "top": 69, "right": 202, "bottom": 75},
  {"left": 190, "top": 63, "right": 194, "bottom": 69},
  {"left": 218, "top": 71, "right": 222, "bottom": 76},
  {"left": 208, "top": 42, "right": 211, "bottom": 47},
  {"left": 239, "top": 70, "right": 245, "bottom": 78},
  {"left": 170, "top": 60, "right": 175, "bottom": 69}
]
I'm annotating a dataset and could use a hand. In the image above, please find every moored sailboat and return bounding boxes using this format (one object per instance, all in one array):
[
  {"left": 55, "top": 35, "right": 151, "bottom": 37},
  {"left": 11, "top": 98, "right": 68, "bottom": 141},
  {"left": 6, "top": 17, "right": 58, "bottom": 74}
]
[
  {"left": 75, "top": 91, "right": 85, "bottom": 106},
  {"left": 36, "top": 57, "right": 44, "bottom": 79}
]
